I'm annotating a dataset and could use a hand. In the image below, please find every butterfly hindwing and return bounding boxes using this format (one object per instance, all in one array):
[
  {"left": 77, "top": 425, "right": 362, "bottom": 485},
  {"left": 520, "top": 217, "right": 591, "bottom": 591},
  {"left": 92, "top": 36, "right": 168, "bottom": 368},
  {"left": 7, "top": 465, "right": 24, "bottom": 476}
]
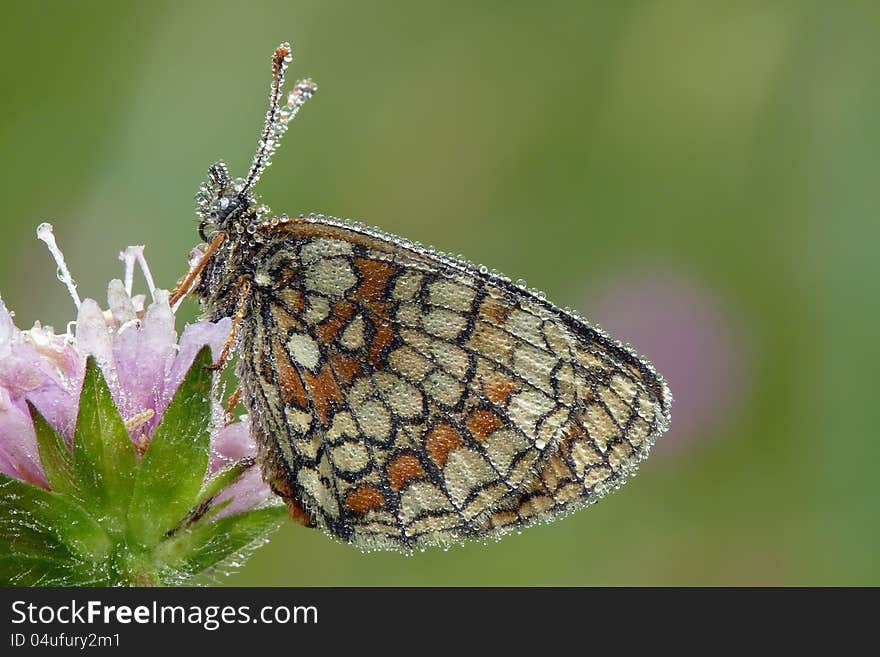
[{"left": 236, "top": 216, "right": 670, "bottom": 551}]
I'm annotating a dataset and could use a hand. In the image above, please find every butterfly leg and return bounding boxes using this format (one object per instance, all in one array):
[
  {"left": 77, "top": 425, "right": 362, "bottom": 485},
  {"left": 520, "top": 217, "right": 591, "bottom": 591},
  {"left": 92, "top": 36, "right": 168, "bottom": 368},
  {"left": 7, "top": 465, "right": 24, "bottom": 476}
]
[
  {"left": 207, "top": 276, "right": 252, "bottom": 371},
  {"left": 169, "top": 232, "right": 227, "bottom": 307},
  {"left": 223, "top": 386, "right": 242, "bottom": 425}
]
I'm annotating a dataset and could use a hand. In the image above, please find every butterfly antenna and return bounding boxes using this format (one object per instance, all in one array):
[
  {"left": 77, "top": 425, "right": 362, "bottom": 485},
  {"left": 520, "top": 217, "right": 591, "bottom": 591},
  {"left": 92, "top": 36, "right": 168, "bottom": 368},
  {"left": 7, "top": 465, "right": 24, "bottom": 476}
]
[{"left": 243, "top": 42, "right": 318, "bottom": 193}]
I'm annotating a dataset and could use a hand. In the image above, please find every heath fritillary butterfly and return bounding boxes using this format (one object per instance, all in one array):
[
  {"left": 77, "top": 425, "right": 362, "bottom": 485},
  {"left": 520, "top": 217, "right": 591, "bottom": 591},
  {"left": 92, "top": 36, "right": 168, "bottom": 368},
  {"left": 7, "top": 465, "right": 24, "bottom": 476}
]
[{"left": 170, "top": 43, "right": 671, "bottom": 552}]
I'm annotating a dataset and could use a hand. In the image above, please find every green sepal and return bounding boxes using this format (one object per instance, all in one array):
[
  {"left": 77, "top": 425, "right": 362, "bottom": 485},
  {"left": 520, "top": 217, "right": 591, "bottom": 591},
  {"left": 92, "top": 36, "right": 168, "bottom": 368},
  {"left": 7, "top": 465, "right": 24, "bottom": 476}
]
[
  {"left": 157, "top": 504, "right": 286, "bottom": 583},
  {"left": 73, "top": 356, "right": 137, "bottom": 532},
  {"left": 195, "top": 457, "right": 256, "bottom": 512},
  {"left": 161, "top": 457, "right": 257, "bottom": 534},
  {"left": 0, "top": 473, "right": 112, "bottom": 585},
  {"left": 28, "top": 400, "right": 75, "bottom": 498},
  {"left": 0, "top": 555, "right": 87, "bottom": 587},
  {"left": 126, "top": 346, "right": 213, "bottom": 546}
]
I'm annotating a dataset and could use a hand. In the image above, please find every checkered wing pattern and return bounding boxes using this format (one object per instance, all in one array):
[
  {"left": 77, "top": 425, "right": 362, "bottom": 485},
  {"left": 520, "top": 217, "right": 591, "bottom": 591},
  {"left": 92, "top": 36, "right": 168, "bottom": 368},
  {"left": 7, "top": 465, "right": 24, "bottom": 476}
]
[{"left": 238, "top": 217, "right": 670, "bottom": 551}]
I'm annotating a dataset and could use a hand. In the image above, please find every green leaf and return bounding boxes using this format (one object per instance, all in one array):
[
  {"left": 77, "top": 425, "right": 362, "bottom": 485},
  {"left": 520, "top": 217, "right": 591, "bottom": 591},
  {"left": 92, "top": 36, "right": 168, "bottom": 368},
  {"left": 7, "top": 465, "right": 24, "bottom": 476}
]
[
  {"left": 158, "top": 504, "right": 286, "bottom": 583},
  {"left": 126, "top": 346, "right": 213, "bottom": 547},
  {"left": 28, "top": 401, "right": 75, "bottom": 497},
  {"left": 0, "top": 473, "right": 112, "bottom": 586},
  {"left": 73, "top": 356, "right": 137, "bottom": 533}
]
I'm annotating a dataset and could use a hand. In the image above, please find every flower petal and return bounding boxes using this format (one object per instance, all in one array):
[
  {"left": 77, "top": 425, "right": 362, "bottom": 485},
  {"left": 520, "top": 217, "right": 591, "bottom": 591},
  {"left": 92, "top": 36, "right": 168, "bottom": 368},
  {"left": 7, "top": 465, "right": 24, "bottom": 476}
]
[
  {"left": 0, "top": 296, "right": 15, "bottom": 348},
  {"left": 0, "top": 387, "right": 48, "bottom": 488},
  {"left": 169, "top": 317, "right": 232, "bottom": 399},
  {"left": 75, "top": 299, "right": 112, "bottom": 368},
  {"left": 107, "top": 279, "right": 137, "bottom": 327},
  {"left": 111, "top": 290, "right": 177, "bottom": 435},
  {"left": 209, "top": 419, "right": 255, "bottom": 470},
  {"left": 0, "top": 310, "right": 82, "bottom": 444},
  {"left": 209, "top": 420, "right": 272, "bottom": 519}
]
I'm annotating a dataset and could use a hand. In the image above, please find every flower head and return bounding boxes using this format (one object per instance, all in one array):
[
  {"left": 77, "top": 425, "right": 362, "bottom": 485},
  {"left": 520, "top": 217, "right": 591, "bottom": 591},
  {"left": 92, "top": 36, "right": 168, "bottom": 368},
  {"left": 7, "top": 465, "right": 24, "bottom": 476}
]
[{"left": 0, "top": 224, "right": 282, "bottom": 586}]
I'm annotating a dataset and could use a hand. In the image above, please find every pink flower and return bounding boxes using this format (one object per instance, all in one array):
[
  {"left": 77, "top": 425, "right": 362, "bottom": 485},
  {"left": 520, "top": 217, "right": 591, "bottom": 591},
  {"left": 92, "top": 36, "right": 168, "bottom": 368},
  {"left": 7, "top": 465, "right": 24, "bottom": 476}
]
[
  {"left": 210, "top": 419, "right": 273, "bottom": 518},
  {"left": 0, "top": 225, "right": 272, "bottom": 515},
  {"left": 0, "top": 297, "right": 79, "bottom": 487},
  {"left": 587, "top": 270, "right": 751, "bottom": 452}
]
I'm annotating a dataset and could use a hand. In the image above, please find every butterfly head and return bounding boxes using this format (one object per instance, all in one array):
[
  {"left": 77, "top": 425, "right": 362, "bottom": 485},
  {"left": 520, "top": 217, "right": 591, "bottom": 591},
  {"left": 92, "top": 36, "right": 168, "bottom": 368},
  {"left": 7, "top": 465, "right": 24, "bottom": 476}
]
[{"left": 195, "top": 162, "right": 258, "bottom": 241}]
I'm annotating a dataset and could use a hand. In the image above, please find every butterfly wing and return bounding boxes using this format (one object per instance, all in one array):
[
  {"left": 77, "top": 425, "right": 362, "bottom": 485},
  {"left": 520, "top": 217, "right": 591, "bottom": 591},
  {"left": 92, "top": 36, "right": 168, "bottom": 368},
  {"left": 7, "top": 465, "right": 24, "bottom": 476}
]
[{"left": 237, "top": 216, "right": 670, "bottom": 551}]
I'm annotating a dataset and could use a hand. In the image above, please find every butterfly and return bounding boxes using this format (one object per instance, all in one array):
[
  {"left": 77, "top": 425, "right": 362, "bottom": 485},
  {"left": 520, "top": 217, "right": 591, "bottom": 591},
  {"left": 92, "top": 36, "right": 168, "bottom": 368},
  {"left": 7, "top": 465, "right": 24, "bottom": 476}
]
[{"left": 170, "top": 43, "right": 671, "bottom": 552}]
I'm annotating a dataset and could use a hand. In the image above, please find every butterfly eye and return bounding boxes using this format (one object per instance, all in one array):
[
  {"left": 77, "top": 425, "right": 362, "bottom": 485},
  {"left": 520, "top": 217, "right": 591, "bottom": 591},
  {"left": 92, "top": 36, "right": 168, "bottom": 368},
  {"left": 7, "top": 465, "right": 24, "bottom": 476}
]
[
  {"left": 198, "top": 216, "right": 216, "bottom": 242},
  {"left": 211, "top": 196, "right": 242, "bottom": 224},
  {"left": 208, "top": 162, "right": 231, "bottom": 188}
]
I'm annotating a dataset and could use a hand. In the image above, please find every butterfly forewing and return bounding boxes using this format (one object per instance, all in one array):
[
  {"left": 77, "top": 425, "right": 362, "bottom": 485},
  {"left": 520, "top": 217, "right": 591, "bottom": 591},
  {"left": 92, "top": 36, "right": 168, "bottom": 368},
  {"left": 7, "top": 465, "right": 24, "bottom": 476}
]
[{"left": 234, "top": 216, "right": 670, "bottom": 552}]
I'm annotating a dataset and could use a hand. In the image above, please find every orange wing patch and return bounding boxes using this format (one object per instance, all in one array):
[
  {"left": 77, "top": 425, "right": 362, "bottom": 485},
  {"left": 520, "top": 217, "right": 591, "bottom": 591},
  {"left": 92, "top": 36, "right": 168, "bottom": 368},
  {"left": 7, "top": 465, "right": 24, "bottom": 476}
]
[
  {"left": 272, "top": 340, "right": 309, "bottom": 408},
  {"left": 483, "top": 374, "right": 518, "bottom": 405},
  {"left": 386, "top": 454, "right": 427, "bottom": 491},
  {"left": 301, "top": 363, "right": 345, "bottom": 426},
  {"left": 329, "top": 352, "right": 362, "bottom": 386},
  {"left": 466, "top": 409, "right": 503, "bottom": 441},
  {"left": 315, "top": 300, "right": 355, "bottom": 343},
  {"left": 352, "top": 257, "right": 395, "bottom": 303},
  {"left": 367, "top": 303, "right": 396, "bottom": 366},
  {"left": 346, "top": 486, "right": 385, "bottom": 514},
  {"left": 425, "top": 423, "right": 465, "bottom": 466}
]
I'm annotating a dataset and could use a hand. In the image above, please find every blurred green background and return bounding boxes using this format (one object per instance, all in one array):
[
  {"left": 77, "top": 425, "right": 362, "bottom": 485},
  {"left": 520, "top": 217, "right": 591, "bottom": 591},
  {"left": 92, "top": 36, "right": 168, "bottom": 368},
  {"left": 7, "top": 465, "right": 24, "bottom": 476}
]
[{"left": 1, "top": 1, "right": 877, "bottom": 585}]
